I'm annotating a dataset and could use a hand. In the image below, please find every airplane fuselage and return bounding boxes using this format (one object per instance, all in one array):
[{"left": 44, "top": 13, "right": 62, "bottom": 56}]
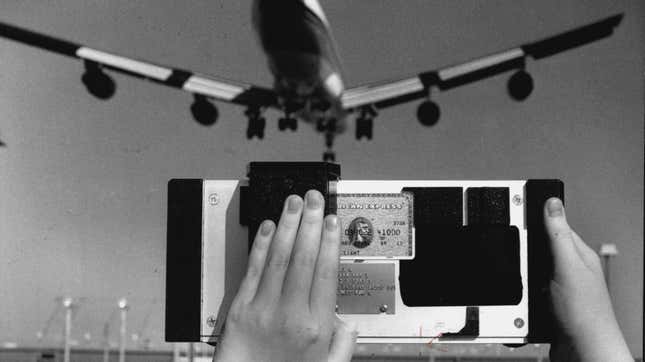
[{"left": 252, "top": 0, "right": 345, "bottom": 129}]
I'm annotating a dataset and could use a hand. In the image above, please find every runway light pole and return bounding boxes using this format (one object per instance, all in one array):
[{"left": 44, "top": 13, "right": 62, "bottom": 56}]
[
  {"left": 188, "top": 342, "right": 195, "bottom": 362},
  {"left": 102, "top": 321, "right": 110, "bottom": 362},
  {"left": 118, "top": 298, "right": 128, "bottom": 362},
  {"left": 62, "top": 297, "right": 74, "bottom": 362},
  {"left": 173, "top": 343, "right": 180, "bottom": 362}
]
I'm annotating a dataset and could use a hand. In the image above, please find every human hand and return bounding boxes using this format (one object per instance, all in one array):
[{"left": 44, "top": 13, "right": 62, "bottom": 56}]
[
  {"left": 213, "top": 190, "right": 357, "bottom": 362},
  {"left": 545, "top": 198, "right": 632, "bottom": 362}
]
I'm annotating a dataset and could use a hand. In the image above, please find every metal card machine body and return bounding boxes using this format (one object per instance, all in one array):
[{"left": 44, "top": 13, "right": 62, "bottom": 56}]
[{"left": 165, "top": 162, "right": 563, "bottom": 345}]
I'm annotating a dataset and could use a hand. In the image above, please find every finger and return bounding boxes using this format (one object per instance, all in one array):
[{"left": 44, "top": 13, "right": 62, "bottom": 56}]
[
  {"left": 253, "top": 195, "right": 303, "bottom": 305},
  {"left": 282, "top": 190, "right": 325, "bottom": 306},
  {"left": 310, "top": 214, "right": 340, "bottom": 316},
  {"left": 543, "top": 198, "right": 581, "bottom": 274},
  {"left": 550, "top": 213, "right": 602, "bottom": 274},
  {"left": 571, "top": 230, "right": 604, "bottom": 273},
  {"left": 328, "top": 316, "right": 358, "bottom": 362},
  {"left": 234, "top": 220, "right": 275, "bottom": 303}
]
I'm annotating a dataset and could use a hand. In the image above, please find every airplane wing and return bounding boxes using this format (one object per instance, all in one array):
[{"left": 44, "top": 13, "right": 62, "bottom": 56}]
[
  {"left": 0, "top": 21, "right": 278, "bottom": 110},
  {"left": 341, "top": 13, "right": 623, "bottom": 111}
]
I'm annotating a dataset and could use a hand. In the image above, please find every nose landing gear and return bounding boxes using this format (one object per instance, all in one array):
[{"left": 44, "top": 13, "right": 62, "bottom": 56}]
[{"left": 321, "top": 119, "right": 337, "bottom": 162}]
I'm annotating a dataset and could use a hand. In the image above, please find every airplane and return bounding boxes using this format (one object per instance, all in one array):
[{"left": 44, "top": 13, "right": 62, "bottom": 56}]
[{"left": 0, "top": 1, "right": 623, "bottom": 160}]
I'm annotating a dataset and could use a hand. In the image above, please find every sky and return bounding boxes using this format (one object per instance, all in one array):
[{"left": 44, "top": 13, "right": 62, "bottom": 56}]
[{"left": 0, "top": 0, "right": 643, "bottom": 356}]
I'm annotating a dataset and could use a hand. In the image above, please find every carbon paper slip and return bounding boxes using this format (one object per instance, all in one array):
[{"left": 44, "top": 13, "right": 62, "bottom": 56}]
[{"left": 337, "top": 193, "right": 414, "bottom": 259}]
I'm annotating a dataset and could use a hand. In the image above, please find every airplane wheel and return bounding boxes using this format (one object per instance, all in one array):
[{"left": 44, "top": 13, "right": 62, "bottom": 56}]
[
  {"left": 287, "top": 117, "right": 297, "bottom": 131},
  {"left": 356, "top": 117, "right": 373, "bottom": 140},
  {"left": 278, "top": 117, "right": 287, "bottom": 131},
  {"left": 247, "top": 117, "right": 266, "bottom": 139},
  {"left": 248, "top": 129, "right": 265, "bottom": 139}
]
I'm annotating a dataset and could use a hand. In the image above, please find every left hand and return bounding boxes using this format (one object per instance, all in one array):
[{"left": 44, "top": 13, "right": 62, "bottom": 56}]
[{"left": 213, "top": 190, "right": 357, "bottom": 362}]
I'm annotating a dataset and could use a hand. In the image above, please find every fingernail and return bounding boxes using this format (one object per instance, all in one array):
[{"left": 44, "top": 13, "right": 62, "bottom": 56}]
[
  {"left": 306, "top": 190, "right": 323, "bottom": 209},
  {"left": 260, "top": 220, "right": 274, "bottom": 235},
  {"left": 287, "top": 195, "right": 302, "bottom": 213},
  {"left": 325, "top": 215, "right": 338, "bottom": 230},
  {"left": 547, "top": 198, "right": 563, "bottom": 217}
]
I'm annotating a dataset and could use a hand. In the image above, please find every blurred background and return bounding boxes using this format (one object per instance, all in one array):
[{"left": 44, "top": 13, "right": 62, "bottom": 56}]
[{"left": 0, "top": 0, "right": 642, "bottom": 361}]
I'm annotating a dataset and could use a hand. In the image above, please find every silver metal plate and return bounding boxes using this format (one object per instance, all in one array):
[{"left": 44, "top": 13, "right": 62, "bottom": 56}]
[
  {"left": 337, "top": 263, "right": 395, "bottom": 314},
  {"left": 337, "top": 193, "right": 414, "bottom": 259}
]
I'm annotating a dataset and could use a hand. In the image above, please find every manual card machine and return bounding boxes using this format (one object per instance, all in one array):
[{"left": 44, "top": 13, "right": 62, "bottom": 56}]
[{"left": 165, "top": 162, "right": 563, "bottom": 344}]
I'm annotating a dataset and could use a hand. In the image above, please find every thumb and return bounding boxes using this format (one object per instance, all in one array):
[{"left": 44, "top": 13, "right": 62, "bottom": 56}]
[
  {"left": 544, "top": 197, "right": 579, "bottom": 275},
  {"left": 328, "top": 315, "right": 357, "bottom": 362}
]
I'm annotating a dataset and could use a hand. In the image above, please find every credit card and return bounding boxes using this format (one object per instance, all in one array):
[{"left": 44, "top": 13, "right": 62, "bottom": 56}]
[{"left": 337, "top": 193, "right": 414, "bottom": 259}]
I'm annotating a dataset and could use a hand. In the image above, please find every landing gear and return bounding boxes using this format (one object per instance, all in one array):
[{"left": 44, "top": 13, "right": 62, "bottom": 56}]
[
  {"left": 245, "top": 107, "right": 265, "bottom": 139},
  {"left": 321, "top": 119, "right": 337, "bottom": 162},
  {"left": 277, "top": 98, "right": 302, "bottom": 131},
  {"left": 278, "top": 116, "right": 297, "bottom": 131},
  {"left": 323, "top": 150, "right": 335, "bottom": 162},
  {"left": 356, "top": 106, "right": 377, "bottom": 140}
]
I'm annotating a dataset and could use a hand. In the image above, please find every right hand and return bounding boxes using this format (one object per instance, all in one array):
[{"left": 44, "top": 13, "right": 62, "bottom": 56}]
[{"left": 544, "top": 197, "right": 632, "bottom": 362}]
